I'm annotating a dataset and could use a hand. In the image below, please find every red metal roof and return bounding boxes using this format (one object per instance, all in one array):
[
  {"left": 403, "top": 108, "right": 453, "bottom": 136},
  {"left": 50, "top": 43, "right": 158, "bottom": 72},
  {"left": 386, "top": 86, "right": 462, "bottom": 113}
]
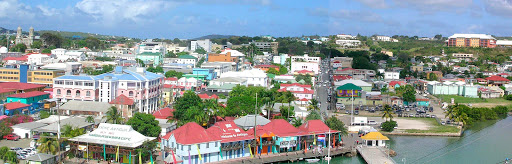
[
  {"left": 339, "top": 68, "right": 356, "bottom": 72},
  {"left": 280, "top": 83, "right": 311, "bottom": 88},
  {"left": 165, "top": 77, "right": 178, "bottom": 81},
  {"left": 295, "top": 70, "right": 314, "bottom": 74},
  {"left": 0, "top": 88, "right": 15, "bottom": 94},
  {"left": 206, "top": 121, "right": 253, "bottom": 143},
  {"left": 162, "top": 122, "right": 220, "bottom": 145},
  {"left": 109, "top": 94, "right": 134, "bottom": 105},
  {"left": 389, "top": 81, "right": 406, "bottom": 86},
  {"left": 486, "top": 75, "right": 510, "bottom": 82},
  {"left": 0, "top": 82, "right": 45, "bottom": 90},
  {"left": 164, "top": 84, "right": 184, "bottom": 89},
  {"left": 498, "top": 73, "right": 509, "bottom": 76},
  {"left": 416, "top": 98, "right": 429, "bottom": 101},
  {"left": 7, "top": 91, "right": 49, "bottom": 98},
  {"left": 255, "top": 65, "right": 279, "bottom": 68},
  {"left": 153, "top": 107, "right": 174, "bottom": 119},
  {"left": 261, "top": 119, "right": 303, "bottom": 137},
  {"left": 4, "top": 102, "right": 30, "bottom": 110},
  {"left": 333, "top": 75, "right": 352, "bottom": 81},
  {"left": 2, "top": 56, "right": 28, "bottom": 61},
  {"left": 198, "top": 93, "right": 218, "bottom": 99},
  {"left": 298, "top": 120, "right": 338, "bottom": 134},
  {"left": 299, "top": 98, "right": 309, "bottom": 101}
]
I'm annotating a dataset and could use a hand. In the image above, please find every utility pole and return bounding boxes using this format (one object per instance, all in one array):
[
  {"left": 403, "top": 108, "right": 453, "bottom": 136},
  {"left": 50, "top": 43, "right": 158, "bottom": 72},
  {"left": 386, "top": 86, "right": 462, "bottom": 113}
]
[{"left": 254, "top": 92, "right": 258, "bottom": 155}]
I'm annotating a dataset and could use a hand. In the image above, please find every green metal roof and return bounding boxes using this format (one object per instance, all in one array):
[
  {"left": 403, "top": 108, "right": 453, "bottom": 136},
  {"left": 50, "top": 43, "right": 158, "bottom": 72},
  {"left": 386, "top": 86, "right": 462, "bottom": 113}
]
[
  {"left": 178, "top": 55, "right": 197, "bottom": 59},
  {"left": 267, "top": 73, "right": 275, "bottom": 79},
  {"left": 208, "top": 84, "right": 237, "bottom": 90},
  {"left": 336, "top": 83, "right": 362, "bottom": 90}
]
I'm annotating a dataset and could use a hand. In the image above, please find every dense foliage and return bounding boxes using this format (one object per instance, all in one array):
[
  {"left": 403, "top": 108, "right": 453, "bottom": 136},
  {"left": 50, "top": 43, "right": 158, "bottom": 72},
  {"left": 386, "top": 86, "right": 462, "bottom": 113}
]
[
  {"left": 445, "top": 104, "right": 508, "bottom": 126},
  {"left": 325, "top": 116, "right": 348, "bottom": 136},
  {"left": 395, "top": 85, "right": 416, "bottom": 103},
  {"left": 126, "top": 113, "right": 161, "bottom": 137},
  {"left": 381, "top": 121, "right": 397, "bottom": 132},
  {"left": 306, "top": 110, "right": 322, "bottom": 121},
  {"left": 165, "top": 70, "right": 184, "bottom": 78}
]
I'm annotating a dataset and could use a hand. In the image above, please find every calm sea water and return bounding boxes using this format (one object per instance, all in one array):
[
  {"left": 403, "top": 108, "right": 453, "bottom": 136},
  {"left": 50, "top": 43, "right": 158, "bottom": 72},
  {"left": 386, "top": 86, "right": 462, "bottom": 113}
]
[{"left": 288, "top": 116, "right": 512, "bottom": 164}]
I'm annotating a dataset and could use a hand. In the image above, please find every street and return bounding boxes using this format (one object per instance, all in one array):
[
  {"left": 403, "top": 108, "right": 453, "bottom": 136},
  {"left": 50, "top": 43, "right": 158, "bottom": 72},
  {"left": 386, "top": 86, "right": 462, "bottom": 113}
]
[{"left": 315, "top": 58, "right": 333, "bottom": 120}]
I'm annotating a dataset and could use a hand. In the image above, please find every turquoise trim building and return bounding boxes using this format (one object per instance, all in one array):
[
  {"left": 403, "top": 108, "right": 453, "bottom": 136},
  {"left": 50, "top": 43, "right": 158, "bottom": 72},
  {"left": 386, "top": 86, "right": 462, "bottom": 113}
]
[{"left": 136, "top": 52, "right": 164, "bottom": 66}]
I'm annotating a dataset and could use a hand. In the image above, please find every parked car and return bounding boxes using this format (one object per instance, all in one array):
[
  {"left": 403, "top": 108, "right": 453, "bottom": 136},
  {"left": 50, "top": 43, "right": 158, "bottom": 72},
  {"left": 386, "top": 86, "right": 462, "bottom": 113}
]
[
  {"left": 368, "top": 120, "right": 377, "bottom": 125},
  {"left": 3, "top": 134, "right": 20, "bottom": 141},
  {"left": 354, "top": 111, "right": 359, "bottom": 115},
  {"left": 431, "top": 115, "right": 436, "bottom": 118}
]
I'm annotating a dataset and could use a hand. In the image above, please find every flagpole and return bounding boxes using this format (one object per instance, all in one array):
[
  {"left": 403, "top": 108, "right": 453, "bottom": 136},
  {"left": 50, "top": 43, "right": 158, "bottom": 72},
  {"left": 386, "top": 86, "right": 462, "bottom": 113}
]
[{"left": 351, "top": 89, "right": 354, "bottom": 125}]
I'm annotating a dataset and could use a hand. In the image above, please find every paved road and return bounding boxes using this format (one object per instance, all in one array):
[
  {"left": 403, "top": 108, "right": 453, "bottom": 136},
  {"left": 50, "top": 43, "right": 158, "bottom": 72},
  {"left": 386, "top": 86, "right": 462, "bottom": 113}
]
[{"left": 315, "top": 58, "right": 333, "bottom": 120}]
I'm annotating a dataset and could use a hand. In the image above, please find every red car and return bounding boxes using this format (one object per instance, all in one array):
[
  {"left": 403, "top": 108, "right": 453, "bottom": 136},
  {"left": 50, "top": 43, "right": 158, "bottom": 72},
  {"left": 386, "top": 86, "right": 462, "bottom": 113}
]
[{"left": 3, "top": 134, "right": 20, "bottom": 141}]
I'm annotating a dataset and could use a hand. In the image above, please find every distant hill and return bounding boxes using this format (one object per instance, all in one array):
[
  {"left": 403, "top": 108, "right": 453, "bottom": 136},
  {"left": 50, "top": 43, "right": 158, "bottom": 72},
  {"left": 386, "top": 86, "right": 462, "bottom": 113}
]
[
  {"left": 192, "top": 34, "right": 235, "bottom": 40},
  {"left": 0, "top": 27, "right": 17, "bottom": 34},
  {"left": 36, "top": 30, "right": 128, "bottom": 39}
]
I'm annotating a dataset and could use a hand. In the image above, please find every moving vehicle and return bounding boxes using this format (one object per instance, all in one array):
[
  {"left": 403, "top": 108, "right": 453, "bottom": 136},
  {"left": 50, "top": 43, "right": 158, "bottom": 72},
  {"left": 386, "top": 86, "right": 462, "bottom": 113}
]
[{"left": 3, "top": 134, "right": 20, "bottom": 141}]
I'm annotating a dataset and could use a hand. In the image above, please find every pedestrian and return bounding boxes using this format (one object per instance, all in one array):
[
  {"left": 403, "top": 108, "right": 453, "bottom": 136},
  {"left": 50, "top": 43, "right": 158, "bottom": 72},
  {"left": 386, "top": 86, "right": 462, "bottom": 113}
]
[{"left": 351, "top": 133, "right": 353, "bottom": 137}]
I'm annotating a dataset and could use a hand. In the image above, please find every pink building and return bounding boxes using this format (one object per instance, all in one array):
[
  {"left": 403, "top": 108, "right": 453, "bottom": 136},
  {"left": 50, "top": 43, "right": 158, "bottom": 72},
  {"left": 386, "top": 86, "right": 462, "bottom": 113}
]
[{"left": 53, "top": 67, "right": 164, "bottom": 113}]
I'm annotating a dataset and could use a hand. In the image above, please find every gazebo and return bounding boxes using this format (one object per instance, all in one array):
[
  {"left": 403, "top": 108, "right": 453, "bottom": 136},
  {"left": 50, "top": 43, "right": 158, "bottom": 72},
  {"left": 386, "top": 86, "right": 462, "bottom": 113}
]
[{"left": 360, "top": 132, "right": 389, "bottom": 147}]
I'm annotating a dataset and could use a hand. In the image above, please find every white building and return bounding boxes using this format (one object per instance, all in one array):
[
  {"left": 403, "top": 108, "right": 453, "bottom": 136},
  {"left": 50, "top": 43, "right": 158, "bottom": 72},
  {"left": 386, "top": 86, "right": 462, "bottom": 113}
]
[
  {"left": 177, "top": 77, "right": 201, "bottom": 90},
  {"left": 220, "top": 49, "right": 245, "bottom": 57},
  {"left": 164, "top": 77, "right": 178, "bottom": 85},
  {"left": 374, "top": 36, "right": 392, "bottom": 42},
  {"left": 201, "top": 62, "right": 232, "bottom": 77},
  {"left": 209, "top": 77, "right": 248, "bottom": 87},
  {"left": 165, "top": 43, "right": 188, "bottom": 53},
  {"left": 336, "top": 34, "right": 356, "bottom": 39},
  {"left": 27, "top": 54, "right": 50, "bottom": 65},
  {"left": 273, "top": 54, "right": 290, "bottom": 65},
  {"left": 278, "top": 83, "right": 314, "bottom": 101},
  {"left": 336, "top": 40, "right": 362, "bottom": 47},
  {"left": 384, "top": 72, "right": 400, "bottom": 80},
  {"left": 51, "top": 48, "right": 67, "bottom": 56},
  {"left": 291, "top": 54, "right": 321, "bottom": 64},
  {"left": 291, "top": 62, "right": 319, "bottom": 75},
  {"left": 191, "top": 39, "right": 213, "bottom": 52},
  {"left": 221, "top": 69, "right": 268, "bottom": 87}
]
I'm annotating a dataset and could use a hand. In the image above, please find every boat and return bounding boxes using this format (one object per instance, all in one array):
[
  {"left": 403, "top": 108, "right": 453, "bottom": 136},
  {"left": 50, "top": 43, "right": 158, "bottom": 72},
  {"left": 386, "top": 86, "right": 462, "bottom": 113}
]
[{"left": 305, "top": 158, "right": 320, "bottom": 163}]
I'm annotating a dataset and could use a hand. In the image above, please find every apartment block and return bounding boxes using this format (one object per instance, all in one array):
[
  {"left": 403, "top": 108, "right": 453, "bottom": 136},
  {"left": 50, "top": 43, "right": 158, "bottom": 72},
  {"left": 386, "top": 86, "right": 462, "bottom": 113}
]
[{"left": 446, "top": 34, "right": 496, "bottom": 48}]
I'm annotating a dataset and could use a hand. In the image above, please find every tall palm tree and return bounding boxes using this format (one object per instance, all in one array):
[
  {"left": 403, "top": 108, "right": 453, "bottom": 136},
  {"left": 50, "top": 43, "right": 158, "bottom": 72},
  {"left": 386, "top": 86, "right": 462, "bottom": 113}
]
[
  {"left": 307, "top": 98, "right": 320, "bottom": 111},
  {"left": 85, "top": 115, "right": 95, "bottom": 123},
  {"left": 37, "top": 134, "right": 58, "bottom": 155},
  {"left": 104, "top": 106, "right": 124, "bottom": 124},
  {"left": 195, "top": 113, "right": 209, "bottom": 126},
  {"left": 381, "top": 105, "right": 393, "bottom": 121}
]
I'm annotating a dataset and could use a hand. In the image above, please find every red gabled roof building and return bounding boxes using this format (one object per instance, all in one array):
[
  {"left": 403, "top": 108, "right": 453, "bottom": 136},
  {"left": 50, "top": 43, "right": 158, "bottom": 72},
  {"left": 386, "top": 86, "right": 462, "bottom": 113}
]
[
  {"left": 0, "top": 82, "right": 45, "bottom": 93},
  {"left": 298, "top": 120, "right": 339, "bottom": 135},
  {"left": 162, "top": 122, "right": 220, "bottom": 145},
  {"left": 278, "top": 83, "right": 314, "bottom": 101},
  {"left": 198, "top": 93, "right": 219, "bottom": 99},
  {"left": 485, "top": 75, "right": 510, "bottom": 86},
  {"left": 153, "top": 107, "right": 175, "bottom": 120},
  {"left": 206, "top": 121, "right": 253, "bottom": 143}
]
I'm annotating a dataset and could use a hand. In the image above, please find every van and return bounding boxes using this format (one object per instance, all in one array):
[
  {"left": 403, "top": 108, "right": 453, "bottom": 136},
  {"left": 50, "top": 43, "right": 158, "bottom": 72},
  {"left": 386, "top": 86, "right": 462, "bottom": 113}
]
[{"left": 368, "top": 120, "right": 377, "bottom": 125}]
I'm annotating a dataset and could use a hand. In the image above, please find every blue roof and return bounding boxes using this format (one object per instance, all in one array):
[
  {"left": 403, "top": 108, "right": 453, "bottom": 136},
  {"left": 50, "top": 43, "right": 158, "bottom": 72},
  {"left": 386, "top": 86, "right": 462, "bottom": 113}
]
[{"left": 57, "top": 67, "right": 163, "bottom": 82}]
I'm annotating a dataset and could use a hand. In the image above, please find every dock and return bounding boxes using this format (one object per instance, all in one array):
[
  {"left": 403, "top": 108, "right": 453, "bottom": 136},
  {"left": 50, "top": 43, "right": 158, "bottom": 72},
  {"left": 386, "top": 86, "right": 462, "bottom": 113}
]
[
  {"left": 357, "top": 146, "right": 396, "bottom": 164},
  {"left": 210, "top": 147, "right": 354, "bottom": 164}
]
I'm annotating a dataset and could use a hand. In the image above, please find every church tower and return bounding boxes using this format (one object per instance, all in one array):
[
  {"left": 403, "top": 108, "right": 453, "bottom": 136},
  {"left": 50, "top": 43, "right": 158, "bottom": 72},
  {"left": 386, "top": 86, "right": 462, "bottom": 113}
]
[
  {"left": 29, "top": 26, "right": 34, "bottom": 39},
  {"left": 15, "top": 26, "right": 22, "bottom": 45}
]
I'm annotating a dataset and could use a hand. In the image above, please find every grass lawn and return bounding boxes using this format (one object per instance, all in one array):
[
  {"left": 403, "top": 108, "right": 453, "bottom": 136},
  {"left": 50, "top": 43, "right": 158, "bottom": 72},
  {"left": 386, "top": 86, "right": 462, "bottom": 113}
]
[
  {"left": 403, "top": 117, "right": 460, "bottom": 133},
  {"left": 436, "top": 95, "right": 512, "bottom": 105}
]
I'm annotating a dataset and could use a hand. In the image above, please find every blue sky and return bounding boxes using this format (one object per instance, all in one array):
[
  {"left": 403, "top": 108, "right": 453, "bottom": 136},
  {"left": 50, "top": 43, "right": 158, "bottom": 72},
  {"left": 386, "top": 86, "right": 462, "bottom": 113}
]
[{"left": 1, "top": 0, "right": 512, "bottom": 39}]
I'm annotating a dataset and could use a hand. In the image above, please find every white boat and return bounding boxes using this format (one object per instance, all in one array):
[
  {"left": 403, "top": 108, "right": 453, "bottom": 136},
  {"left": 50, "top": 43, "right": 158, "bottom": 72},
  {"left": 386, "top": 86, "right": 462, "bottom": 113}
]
[{"left": 305, "top": 158, "right": 320, "bottom": 163}]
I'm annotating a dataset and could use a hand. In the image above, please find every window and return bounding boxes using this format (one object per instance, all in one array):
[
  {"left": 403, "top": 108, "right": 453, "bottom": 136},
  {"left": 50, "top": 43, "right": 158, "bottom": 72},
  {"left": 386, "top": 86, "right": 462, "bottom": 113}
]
[
  {"left": 75, "top": 90, "right": 80, "bottom": 97},
  {"left": 66, "top": 90, "right": 71, "bottom": 96},
  {"left": 188, "top": 145, "right": 191, "bottom": 151},
  {"left": 86, "top": 91, "right": 91, "bottom": 97},
  {"left": 215, "top": 142, "right": 218, "bottom": 147},
  {"left": 129, "top": 91, "right": 134, "bottom": 97},
  {"left": 56, "top": 89, "right": 61, "bottom": 95},
  {"left": 206, "top": 143, "right": 209, "bottom": 148}
]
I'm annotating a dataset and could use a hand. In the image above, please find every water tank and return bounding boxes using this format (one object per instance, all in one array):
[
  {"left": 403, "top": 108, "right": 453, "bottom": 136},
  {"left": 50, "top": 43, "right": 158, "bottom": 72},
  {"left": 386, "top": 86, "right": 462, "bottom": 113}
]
[{"left": 0, "top": 47, "right": 7, "bottom": 53}]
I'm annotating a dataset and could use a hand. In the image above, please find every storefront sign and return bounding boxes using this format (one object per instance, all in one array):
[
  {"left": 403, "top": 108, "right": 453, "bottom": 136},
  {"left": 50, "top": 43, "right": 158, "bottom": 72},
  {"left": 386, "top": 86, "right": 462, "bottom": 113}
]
[{"left": 78, "top": 145, "right": 87, "bottom": 151}]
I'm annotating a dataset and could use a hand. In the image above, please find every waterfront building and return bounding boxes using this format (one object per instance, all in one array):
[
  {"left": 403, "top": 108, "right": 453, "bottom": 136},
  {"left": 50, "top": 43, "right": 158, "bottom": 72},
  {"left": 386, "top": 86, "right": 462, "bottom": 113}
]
[
  {"left": 206, "top": 121, "right": 253, "bottom": 160},
  {"left": 69, "top": 123, "right": 156, "bottom": 163},
  {"left": 53, "top": 66, "right": 164, "bottom": 113},
  {"left": 161, "top": 122, "right": 221, "bottom": 164},
  {"left": 234, "top": 115, "right": 271, "bottom": 130},
  {"left": 360, "top": 132, "right": 389, "bottom": 147}
]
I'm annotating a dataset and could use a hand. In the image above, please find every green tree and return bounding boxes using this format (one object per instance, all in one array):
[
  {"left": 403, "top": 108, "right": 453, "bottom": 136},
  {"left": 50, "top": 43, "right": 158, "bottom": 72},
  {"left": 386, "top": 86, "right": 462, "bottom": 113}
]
[
  {"left": 12, "top": 43, "right": 27, "bottom": 52},
  {"left": 104, "top": 106, "right": 124, "bottom": 124},
  {"left": 195, "top": 47, "right": 207, "bottom": 54},
  {"left": 126, "top": 113, "right": 161, "bottom": 137},
  {"left": 165, "top": 70, "right": 184, "bottom": 78},
  {"left": 86, "top": 115, "right": 95, "bottom": 123},
  {"left": 62, "top": 124, "right": 85, "bottom": 138},
  {"left": 381, "top": 121, "right": 397, "bottom": 132},
  {"left": 136, "top": 58, "right": 145, "bottom": 67},
  {"left": 306, "top": 110, "right": 322, "bottom": 121},
  {"left": 396, "top": 85, "right": 416, "bottom": 103},
  {"left": 41, "top": 33, "right": 62, "bottom": 47},
  {"left": 292, "top": 118, "right": 303, "bottom": 127},
  {"left": 173, "top": 91, "right": 204, "bottom": 126},
  {"left": 196, "top": 57, "right": 205, "bottom": 67},
  {"left": 31, "top": 41, "right": 42, "bottom": 49},
  {"left": 37, "top": 134, "right": 58, "bottom": 155},
  {"left": 40, "top": 110, "right": 50, "bottom": 119},
  {"left": 279, "top": 105, "right": 295, "bottom": 119},
  {"left": 3, "top": 151, "right": 18, "bottom": 163},
  {"left": 307, "top": 98, "right": 320, "bottom": 111},
  {"left": 381, "top": 105, "right": 393, "bottom": 121},
  {"left": 325, "top": 116, "right": 348, "bottom": 136},
  {"left": 165, "top": 51, "right": 177, "bottom": 58},
  {"left": 41, "top": 49, "right": 51, "bottom": 53},
  {"left": 266, "top": 67, "right": 280, "bottom": 75},
  {"left": 427, "top": 72, "right": 438, "bottom": 81}
]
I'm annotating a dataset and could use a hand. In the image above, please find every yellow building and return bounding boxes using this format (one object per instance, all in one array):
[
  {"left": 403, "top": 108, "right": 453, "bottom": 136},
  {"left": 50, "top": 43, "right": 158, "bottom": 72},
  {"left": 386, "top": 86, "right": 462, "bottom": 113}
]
[
  {"left": 28, "top": 69, "right": 66, "bottom": 85},
  {"left": 456, "top": 38, "right": 465, "bottom": 47},
  {"left": 470, "top": 38, "right": 480, "bottom": 47},
  {"left": 0, "top": 68, "right": 21, "bottom": 82}
]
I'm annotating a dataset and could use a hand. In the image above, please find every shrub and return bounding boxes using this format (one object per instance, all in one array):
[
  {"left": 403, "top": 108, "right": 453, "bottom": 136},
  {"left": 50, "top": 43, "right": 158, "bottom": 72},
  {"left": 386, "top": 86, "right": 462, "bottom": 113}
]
[{"left": 381, "top": 121, "right": 397, "bottom": 132}]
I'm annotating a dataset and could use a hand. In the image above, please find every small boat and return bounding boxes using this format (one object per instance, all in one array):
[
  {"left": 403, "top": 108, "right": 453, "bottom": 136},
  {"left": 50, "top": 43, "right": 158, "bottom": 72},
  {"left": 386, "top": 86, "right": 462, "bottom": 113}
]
[{"left": 305, "top": 158, "right": 320, "bottom": 163}]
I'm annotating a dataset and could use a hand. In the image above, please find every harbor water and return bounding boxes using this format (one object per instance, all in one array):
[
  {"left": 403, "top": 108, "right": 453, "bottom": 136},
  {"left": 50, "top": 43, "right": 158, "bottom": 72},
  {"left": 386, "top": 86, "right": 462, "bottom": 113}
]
[{"left": 288, "top": 116, "right": 512, "bottom": 164}]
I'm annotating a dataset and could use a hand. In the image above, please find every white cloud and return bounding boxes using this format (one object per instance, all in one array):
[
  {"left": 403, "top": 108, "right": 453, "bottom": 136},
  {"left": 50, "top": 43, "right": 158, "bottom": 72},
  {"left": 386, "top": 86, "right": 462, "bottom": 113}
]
[
  {"left": 75, "top": 0, "right": 178, "bottom": 26},
  {"left": 393, "top": 0, "right": 473, "bottom": 13},
  {"left": 484, "top": 0, "right": 512, "bottom": 17},
  {"left": 0, "top": 0, "right": 35, "bottom": 19},
  {"left": 356, "top": 0, "right": 388, "bottom": 8},
  {"left": 37, "top": 5, "right": 58, "bottom": 17}
]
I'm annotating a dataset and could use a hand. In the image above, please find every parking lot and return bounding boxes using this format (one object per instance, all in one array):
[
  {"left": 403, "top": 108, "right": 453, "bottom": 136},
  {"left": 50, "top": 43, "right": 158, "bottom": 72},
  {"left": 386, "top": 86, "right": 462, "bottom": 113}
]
[{"left": 0, "top": 138, "right": 37, "bottom": 162}]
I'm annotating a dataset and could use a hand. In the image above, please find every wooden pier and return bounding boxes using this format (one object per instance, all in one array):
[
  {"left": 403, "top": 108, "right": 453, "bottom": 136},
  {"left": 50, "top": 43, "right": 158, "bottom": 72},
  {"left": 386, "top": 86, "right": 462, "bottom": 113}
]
[
  {"left": 356, "top": 146, "right": 396, "bottom": 164},
  {"left": 209, "top": 147, "right": 354, "bottom": 164}
]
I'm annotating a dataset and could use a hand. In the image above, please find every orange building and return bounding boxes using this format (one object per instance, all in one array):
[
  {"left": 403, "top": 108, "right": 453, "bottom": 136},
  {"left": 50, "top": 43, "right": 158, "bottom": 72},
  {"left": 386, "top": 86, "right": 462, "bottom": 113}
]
[
  {"left": 254, "top": 65, "right": 279, "bottom": 72},
  {"left": 446, "top": 34, "right": 496, "bottom": 48},
  {"left": 207, "top": 52, "right": 239, "bottom": 62}
]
